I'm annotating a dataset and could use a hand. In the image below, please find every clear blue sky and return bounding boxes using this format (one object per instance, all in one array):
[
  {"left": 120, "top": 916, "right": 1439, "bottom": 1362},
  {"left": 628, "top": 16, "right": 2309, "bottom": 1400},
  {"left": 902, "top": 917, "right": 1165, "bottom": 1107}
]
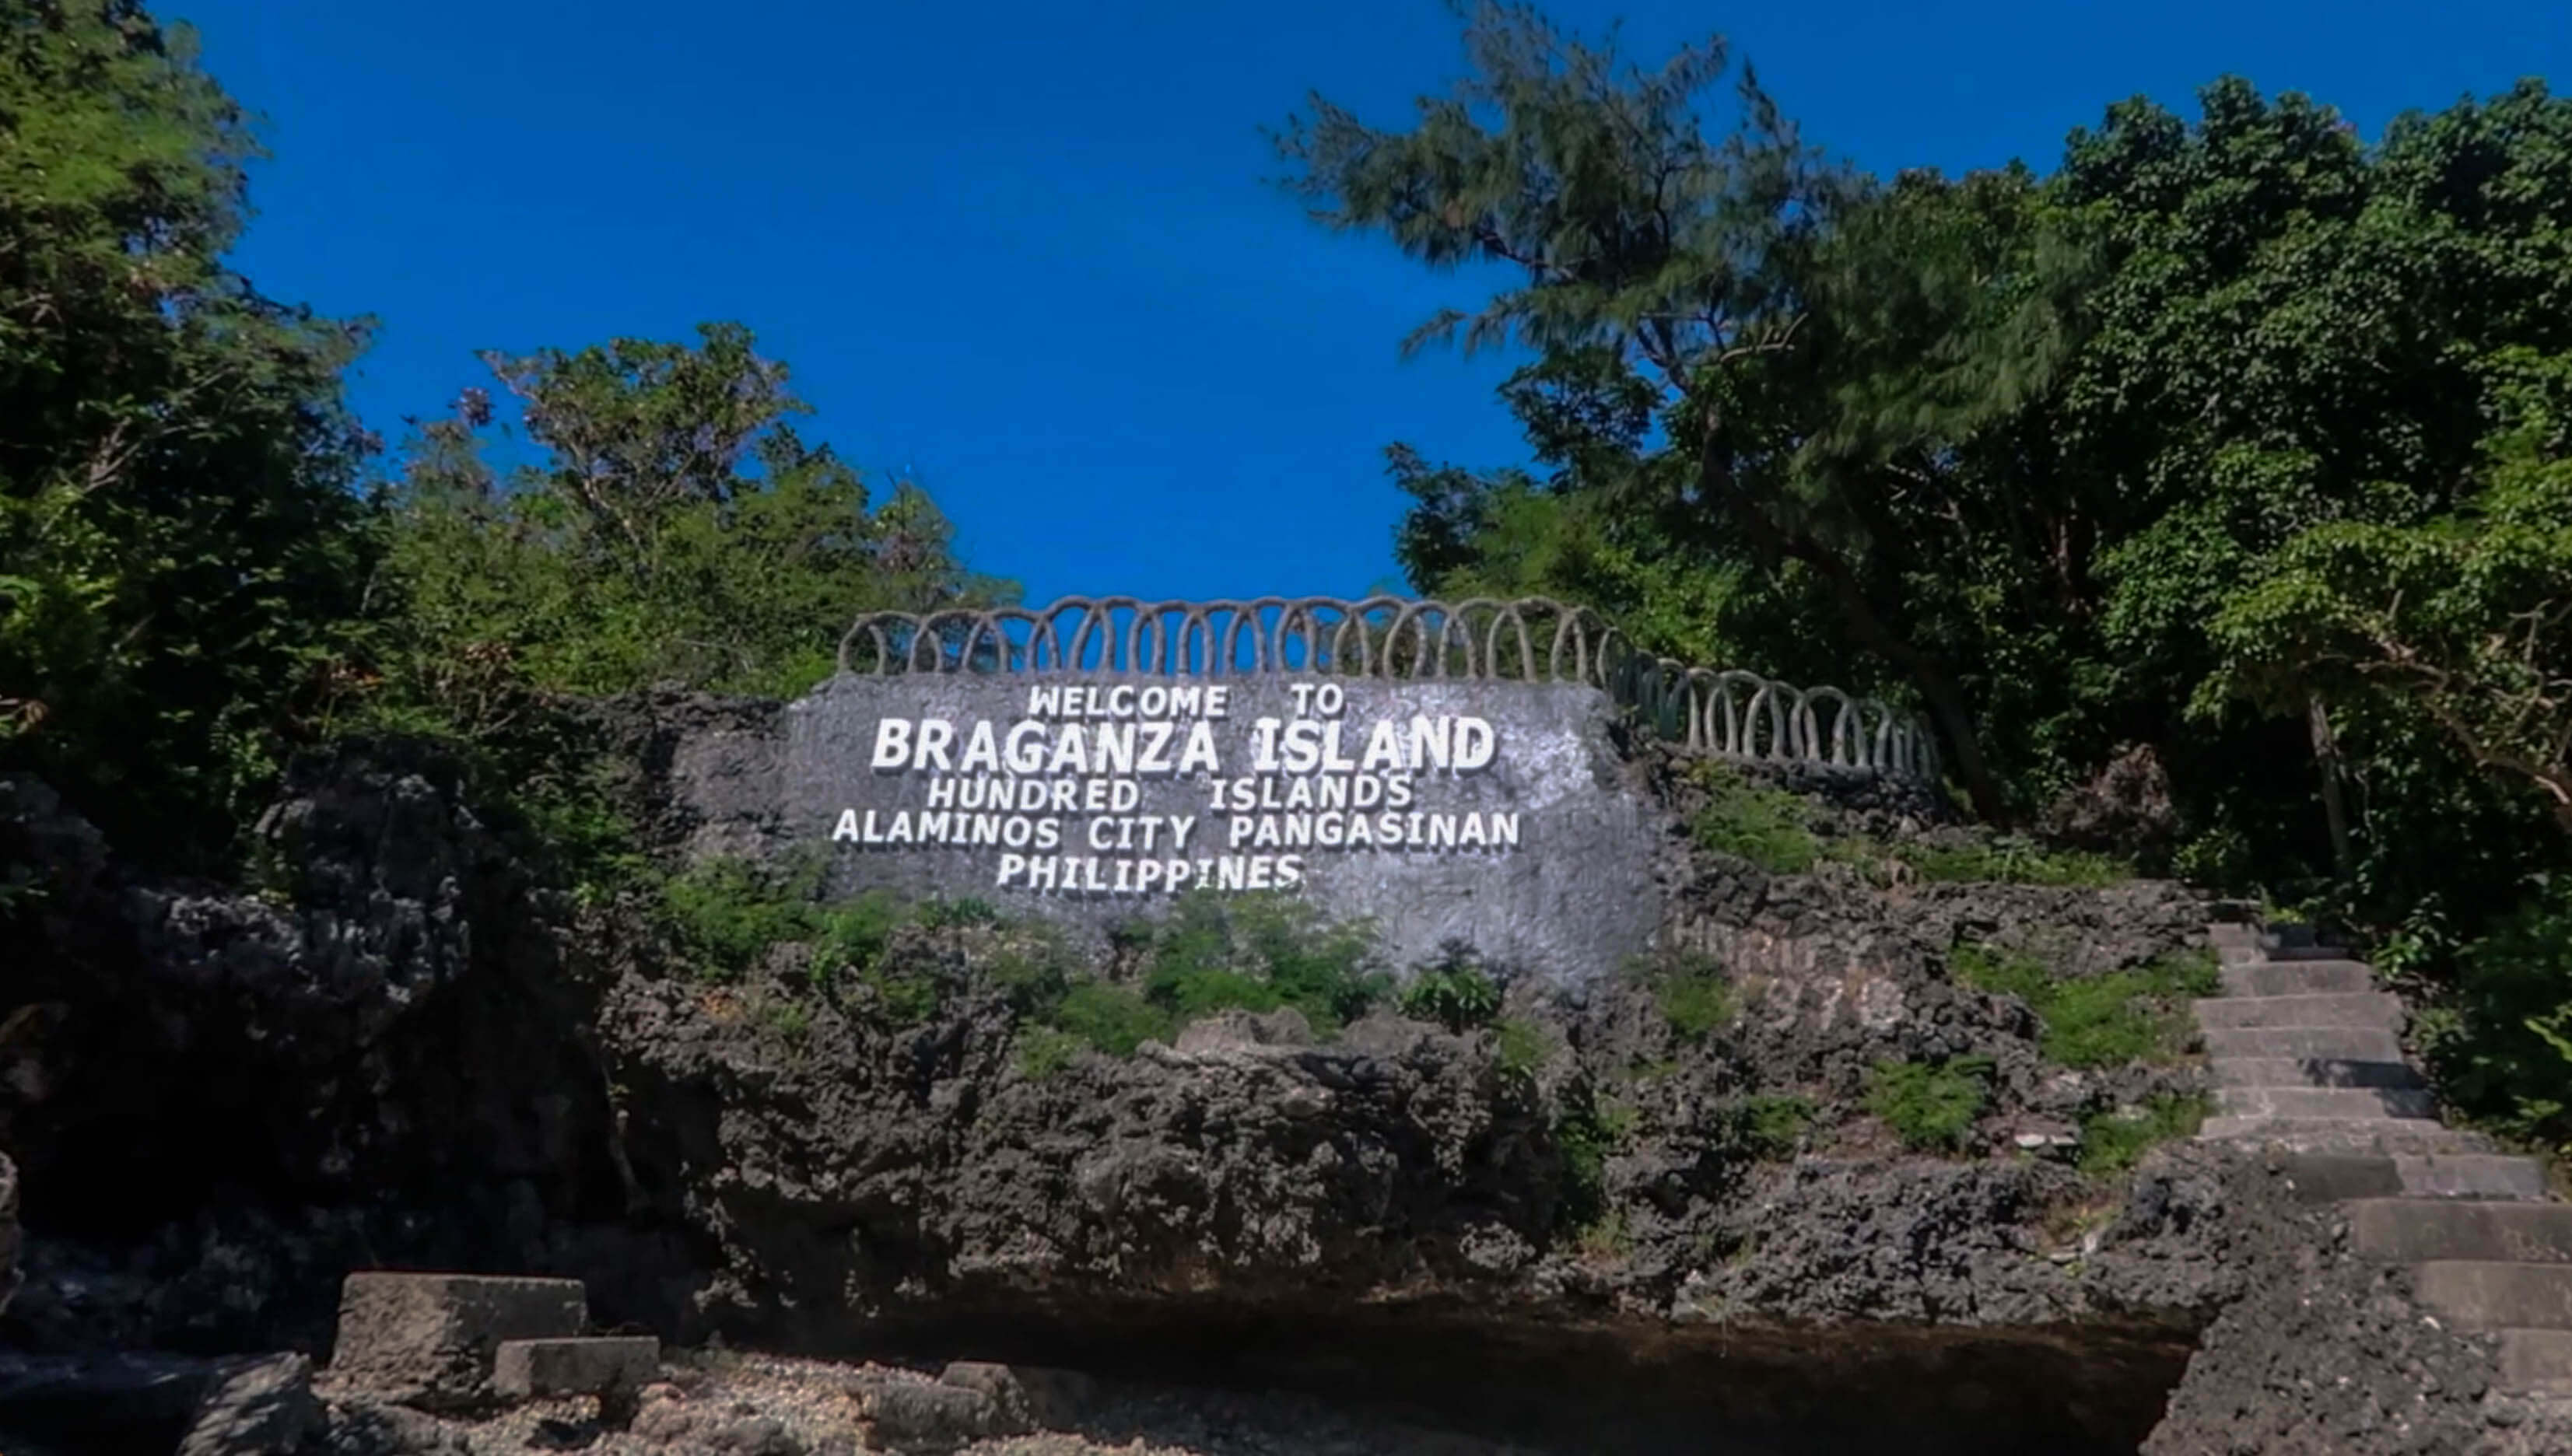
[{"left": 179, "top": 0, "right": 2567, "bottom": 609}]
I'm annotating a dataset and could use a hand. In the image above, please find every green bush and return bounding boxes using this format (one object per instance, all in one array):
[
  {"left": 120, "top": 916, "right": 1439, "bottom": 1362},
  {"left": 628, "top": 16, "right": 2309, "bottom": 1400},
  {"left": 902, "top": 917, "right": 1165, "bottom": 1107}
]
[
  {"left": 2078, "top": 1094, "right": 2210, "bottom": 1174},
  {"left": 1866, "top": 1056, "right": 1994, "bottom": 1151},
  {"left": 1690, "top": 766, "right": 1822, "bottom": 874},
  {"left": 2420, "top": 879, "right": 2572, "bottom": 1150},
  {"left": 1494, "top": 1017, "right": 1549, "bottom": 1085},
  {"left": 1014, "top": 1026, "right": 1087, "bottom": 1080},
  {"left": 662, "top": 858, "right": 821, "bottom": 978},
  {"left": 857, "top": 961, "right": 943, "bottom": 1026},
  {"left": 1722, "top": 1094, "right": 1814, "bottom": 1160},
  {"left": 1897, "top": 838, "right": 2129, "bottom": 887},
  {"left": 1635, "top": 950, "right": 1734, "bottom": 1041},
  {"left": 1953, "top": 943, "right": 2216, "bottom": 1069},
  {"left": 1138, "top": 891, "right": 1389, "bottom": 1035},
  {"left": 808, "top": 894, "right": 908, "bottom": 991},
  {"left": 1554, "top": 1084, "right": 1629, "bottom": 1231},
  {"left": 1400, "top": 943, "right": 1505, "bottom": 1031},
  {"left": 916, "top": 897, "right": 1000, "bottom": 929},
  {"left": 1050, "top": 982, "right": 1174, "bottom": 1057}
]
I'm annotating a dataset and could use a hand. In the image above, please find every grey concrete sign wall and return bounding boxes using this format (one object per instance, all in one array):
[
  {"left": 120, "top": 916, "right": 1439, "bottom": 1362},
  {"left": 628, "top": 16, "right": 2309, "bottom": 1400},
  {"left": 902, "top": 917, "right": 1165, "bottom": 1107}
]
[{"left": 783, "top": 672, "right": 1664, "bottom": 986}]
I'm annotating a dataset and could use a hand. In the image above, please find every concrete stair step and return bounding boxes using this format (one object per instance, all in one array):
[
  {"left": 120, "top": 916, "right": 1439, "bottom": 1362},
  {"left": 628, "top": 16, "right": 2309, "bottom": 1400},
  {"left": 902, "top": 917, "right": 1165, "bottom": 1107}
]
[
  {"left": 2218, "top": 1086, "right": 2437, "bottom": 1120},
  {"left": 493, "top": 1336, "right": 661, "bottom": 1400},
  {"left": 2348, "top": 1200, "right": 2572, "bottom": 1263},
  {"left": 2221, "top": 961, "right": 2374, "bottom": 996},
  {"left": 2199, "top": 1116, "right": 2493, "bottom": 1154},
  {"left": 2266, "top": 943, "right": 2356, "bottom": 962},
  {"left": 2212, "top": 1056, "right": 2424, "bottom": 1090},
  {"left": 2500, "top": 1330, "right": 2572, "bottom": 1394},
  {"left": 2272, "top": 1153, "right": 2548, "bottom": 1203},
  {"left": 2193, "top": 992, "right": 2405, "bottom": 1031},
  {"left": 2202, "top": 1026, "right": 2406, "bottom": 1062},
  {"left": 2396, "top": 1155, "right": 2552, "bottom": 1201},
  {"left": 2416, "top": 1262, "right": 2572, "bottom": 1330}
]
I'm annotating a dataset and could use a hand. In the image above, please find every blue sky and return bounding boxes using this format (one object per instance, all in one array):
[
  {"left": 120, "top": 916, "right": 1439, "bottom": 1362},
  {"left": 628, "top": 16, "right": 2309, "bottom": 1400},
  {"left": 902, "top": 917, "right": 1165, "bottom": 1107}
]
[{"left": 180, "top": 0, "right": 2568, "bottom": 608}]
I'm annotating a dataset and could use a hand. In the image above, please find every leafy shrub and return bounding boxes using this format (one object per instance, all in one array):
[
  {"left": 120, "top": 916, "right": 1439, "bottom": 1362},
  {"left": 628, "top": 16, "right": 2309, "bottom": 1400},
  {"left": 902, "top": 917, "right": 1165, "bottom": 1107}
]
[
  {"left": 808, "top": 894, "right": 907, "bottom": 990},
  {"left": 762, "top": 998, "right": 813, "bottom": 1043},
  {"left": 1866, "top": 1056, "right": 1995, "bottom": 1151},
  {"left": 1897, "top": 837, "right": 2129, "bottom": 887},
  {"left": 858, "top": 961, "right": 943, "bottom": 1026},
  {"left": 662, "top": 858, "right": 819, "bottom": 978},
  {"left": 1494, "top": 1017, "right": 1549, "bottom": 1085},
  {"left": 1014, "top": 1026, "right": 1087, "bottom": 1080},
  {"left": 2078, "top": 1094, "right": 2210, "bottom": 1174},
  {"left": 1635, "top": 950, "right": 1734, "bottom": 1041},
  {"left": 2420, "top": 878, "right": 2572, "bottom": 1150},
  {"left": 1952, "top": 943, "right": 2215, "bottom": 1069},
  {"left": 1554, "top": 1084, "right": 1629, "bottom": 1231},
  {"left": 1721, "top": 1094, "right": 1814, "bottom": 1160},
  {"left": 1050, "top": 982, "right": 1174, "bottom": 1057},
  {"left": 916, "top": 897, "right": 1000, "bottom": 929},
  {"left": 1690, "top": 765, "right": 1822, "bottom": 873},
  {"left": 1400, "top": 942, "right": 1505, "bottom": 1031},
  {"left": 1139, "top": 891, "right": 1389, "bottom": 1035}
]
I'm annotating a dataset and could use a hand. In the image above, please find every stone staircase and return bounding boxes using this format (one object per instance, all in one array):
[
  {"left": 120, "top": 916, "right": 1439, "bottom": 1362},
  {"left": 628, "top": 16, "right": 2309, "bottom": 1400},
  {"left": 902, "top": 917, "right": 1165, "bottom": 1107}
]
[{"left": 2196, "top": 919, "right": 2572, "bottom": 1395}]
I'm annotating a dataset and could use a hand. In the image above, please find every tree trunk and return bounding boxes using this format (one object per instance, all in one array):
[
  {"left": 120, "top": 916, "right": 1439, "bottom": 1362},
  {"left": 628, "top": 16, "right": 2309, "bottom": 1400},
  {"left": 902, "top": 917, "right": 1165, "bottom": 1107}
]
[{"left": 2307, "top": 693, "right": 2356, "bottom": 877}]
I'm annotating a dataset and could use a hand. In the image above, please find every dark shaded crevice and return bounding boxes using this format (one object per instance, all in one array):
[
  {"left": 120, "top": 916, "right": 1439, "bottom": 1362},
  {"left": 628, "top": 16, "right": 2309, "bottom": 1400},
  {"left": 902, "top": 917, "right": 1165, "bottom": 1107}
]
[{"left": 734, "top": 1302, "right": 2197, "bottom": 1454}]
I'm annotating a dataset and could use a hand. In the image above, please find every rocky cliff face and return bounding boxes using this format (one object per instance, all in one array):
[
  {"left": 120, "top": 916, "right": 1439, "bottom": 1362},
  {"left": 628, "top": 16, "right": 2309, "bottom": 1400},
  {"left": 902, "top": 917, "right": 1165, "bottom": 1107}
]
[{"left": 0, "top": 694, "right": 2553, "bottom": 1452}]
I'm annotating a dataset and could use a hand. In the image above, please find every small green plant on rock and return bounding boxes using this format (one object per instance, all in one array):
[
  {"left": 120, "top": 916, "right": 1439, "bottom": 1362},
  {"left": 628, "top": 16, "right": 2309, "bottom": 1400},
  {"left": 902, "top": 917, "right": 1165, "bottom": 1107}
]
[
  {"left": 1720, "top": 1094, "right": 1815, "bottom": 1160},
  {"left": 857, "top": 958, "right": 943, "bottom": 1026},
  {"left": 661, "top": 856, "right": 817, "bottom": 979},
  {"left": 1554, "top": 1082, "right": 1630, "bottom": 1232},
  {"left": 1866, "top": 1056, "right": 1995, "bottom": 1152},
  {"left": 761, "top": 997, "right": 813, "bottom": 1044},
  {"left": 1014, "top": 1025, "right": 1087, "bottom": 1080},
  {"left": 1494, "top": 1016, "right": 1549, "bottom": 1086},
  {"left": 1140, "top": 891, "right": 1389, "bottom": 1035},
  {"left": 1635, "top": 949, "right": 1735, "bottom": 1041},
  {"left": 1049, "top": 982, "right": 1174, "bottom": 1057},
  {"left": 1953, "top": 943, "right": 2216, "bottom": 1069},
  {"left": 1399, "top": 941, "right": 1505, "bottom": 1032},
  {"left": 2079, "top": 1094, "right": 2211, "bottom": 1174},
  {"left": 1896, "top": 837, "right": 2129, "bottom": 887},
  {"left": 1689, "top": 765, "right": 1822, "bottom": 874}
]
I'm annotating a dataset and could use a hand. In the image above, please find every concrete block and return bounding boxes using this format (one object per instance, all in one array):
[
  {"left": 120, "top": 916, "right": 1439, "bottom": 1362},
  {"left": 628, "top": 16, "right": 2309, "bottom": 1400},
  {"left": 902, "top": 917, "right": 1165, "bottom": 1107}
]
[
  {"left": 330, "top": 1272, "right": 587, "bottom": 1410},
  {"left": 2394, "top": 1155, "right": 2549, "bottom": 1202},
  {"left": 2221, "top": 961, "right": 2374, "bottom": 997},
  {"left": 2199, "top": 1117, "right": 2489, "bottom": 1154},
  {"left": 2415, "top": 1262, "right": 2572, "bottom": 1329},
  {"left": 2274, "top": 1153, "right": 2406, "bottom": 1203},
  {"left": 2202, "top": 1027, "right": 2406, "bottom": 1062},
  {"left": 2193, "top": 993, "right": 2404, "bottom": 1031},
  {"left": 2216, "top": 1086, "right": 2436, "bottom": 1120},
  {"left": 492, "top": 1337, "right": 659, "bottom": 1402},
  {"left": 2349, "top": 1201, "right": 2572, "bottom": 1264},
  {"left": 2212, "top": 1056, "right": 2423, "bottom": 1090},
  {"left": 2499, "top": 1329, "right": 2572, "bottom": 1393}
]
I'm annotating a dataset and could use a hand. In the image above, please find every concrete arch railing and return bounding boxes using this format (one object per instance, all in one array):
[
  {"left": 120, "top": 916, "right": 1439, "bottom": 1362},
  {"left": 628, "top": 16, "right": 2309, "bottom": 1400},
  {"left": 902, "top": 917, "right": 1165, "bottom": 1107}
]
[{"left": 836, "top": 596, "right": 1940, "bottom": 785}]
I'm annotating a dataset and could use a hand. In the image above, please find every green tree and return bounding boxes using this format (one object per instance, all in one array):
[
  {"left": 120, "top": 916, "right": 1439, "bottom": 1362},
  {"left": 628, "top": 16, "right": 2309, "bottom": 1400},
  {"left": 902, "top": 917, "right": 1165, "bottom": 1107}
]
[
  {"left": 2208, "top": 350, "right": 2572, "bottom": 835},
  {"left": 1278, "top": 3, "right": 2093, "bottom": 819},
  {"left": 369, "top": 322, "right": 1012, "bottom": 733},
  {"left": 0, "top": 0, "right": 377, "bottom": 863},
  {"left": 1285, "top": 5, "right": 2572, "bottom": 917}
]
